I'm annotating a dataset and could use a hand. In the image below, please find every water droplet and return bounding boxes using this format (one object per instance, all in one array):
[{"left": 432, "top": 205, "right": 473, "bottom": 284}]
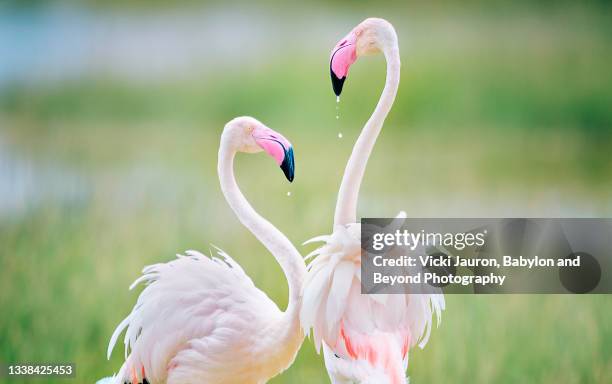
[
  {"left": 335, "top": 96, "right": 341, "bottom": 119},
  {"left": 338, "top": 133, "right": 343, "bottom": 138},
  {"left": 287, "top": 191, "right": 291, "bottom": 196}
]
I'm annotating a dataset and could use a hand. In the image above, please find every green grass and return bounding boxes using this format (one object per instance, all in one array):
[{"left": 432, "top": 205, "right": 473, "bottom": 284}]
[{"left": 1, "top": 2, "right": 611, "bottom": 383}]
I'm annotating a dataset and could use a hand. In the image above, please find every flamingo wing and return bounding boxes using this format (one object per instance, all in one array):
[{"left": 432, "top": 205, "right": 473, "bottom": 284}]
[{"left": 106, "top": 248, "right": 279, "bottom": 384}]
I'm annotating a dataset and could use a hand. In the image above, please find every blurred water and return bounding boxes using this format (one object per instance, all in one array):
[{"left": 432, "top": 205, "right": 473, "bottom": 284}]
[
  {"left": 0, "top": 145, "right": 214, "bottom": 224},
  {"left": 0, "top": 4, "right": 349, "bottom": 86},
  {"left": 0, "top": 134, "right": 90, "bottom": 219}
]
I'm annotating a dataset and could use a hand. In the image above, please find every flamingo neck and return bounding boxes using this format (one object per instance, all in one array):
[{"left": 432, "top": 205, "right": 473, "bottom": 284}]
[
  {"left": 217, "top": 141, "right": 305, "bottom": 321},
  {"left": 333, "top": 43, "right": 400, "bottom": 227}
]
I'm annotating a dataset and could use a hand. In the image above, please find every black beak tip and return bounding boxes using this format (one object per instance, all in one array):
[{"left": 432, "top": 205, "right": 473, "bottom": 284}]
[
  {"left": 280, "top": 147, "right": 295, "bottom": 182},
  {"left": 330, "top": 68, "right": 346, "bottom": 97}
]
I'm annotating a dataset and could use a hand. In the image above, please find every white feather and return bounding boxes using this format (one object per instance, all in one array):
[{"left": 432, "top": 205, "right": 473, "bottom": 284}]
[
  {"left": 301, "top": 218, "right": 445, "bottom": 358},
  {"left": 105, "top": 246, "right": 299, "bottom": 383}
]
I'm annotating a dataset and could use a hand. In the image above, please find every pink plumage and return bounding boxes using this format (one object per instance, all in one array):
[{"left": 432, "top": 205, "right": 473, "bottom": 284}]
[{"left": 302, "top": 18, "right": 446, "bottom": 383}]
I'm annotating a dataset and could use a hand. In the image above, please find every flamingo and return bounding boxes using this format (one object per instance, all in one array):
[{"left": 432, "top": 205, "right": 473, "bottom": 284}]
[
  {"left": 98, "top": 117, "right": 305, "bottom": 384},
  {"left": 300, "top": 18, "right": 445, "bottom": 384}
]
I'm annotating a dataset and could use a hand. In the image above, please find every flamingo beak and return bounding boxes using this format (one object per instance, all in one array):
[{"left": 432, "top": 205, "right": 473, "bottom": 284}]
[
  {"left": 280, "top": 147, "right": 295, "bottom": 182},
  {"left": 330, "top": 31, "right": 358, "bottom": 96},
  {"left": 253, "top": 126, "right": 295, "bottom": 182}
]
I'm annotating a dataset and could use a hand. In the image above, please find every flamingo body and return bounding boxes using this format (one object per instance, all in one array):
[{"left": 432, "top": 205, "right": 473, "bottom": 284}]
[
  {"left": 301, "top": 220, "right": 444, "bottom": 384},
  {"left": 106, "top": 250, "right": 300, "bottom": 384}
]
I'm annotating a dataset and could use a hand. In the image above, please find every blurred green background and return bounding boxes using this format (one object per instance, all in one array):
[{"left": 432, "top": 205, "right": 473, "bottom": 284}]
[{"left": 1, "top": 1, "right": 611, "bottom": 383}]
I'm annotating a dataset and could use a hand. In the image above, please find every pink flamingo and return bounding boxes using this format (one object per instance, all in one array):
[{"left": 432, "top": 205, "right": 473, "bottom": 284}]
[
  {"left": 301, "top": 18, "right": 444, "bottom": 384},
  {"left": 99, "top": 117, "right": 304, "bottom": 384}
]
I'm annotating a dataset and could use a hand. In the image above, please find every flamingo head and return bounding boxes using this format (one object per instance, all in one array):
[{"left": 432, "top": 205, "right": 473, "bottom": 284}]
[
  {"left": 224, "top": 116, "right": 295, "bottom": 182},
  {"left": 330, "top": 18, "right": 398, "bottom": 96}
]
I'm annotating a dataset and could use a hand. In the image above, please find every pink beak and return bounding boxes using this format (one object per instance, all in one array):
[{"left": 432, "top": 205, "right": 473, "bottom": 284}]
[
  {"left": 253, "top": 126, "right": 295, "bottom": 182},
  {"left": 330, "top": 31, "right": 358, "bottom": 96}
]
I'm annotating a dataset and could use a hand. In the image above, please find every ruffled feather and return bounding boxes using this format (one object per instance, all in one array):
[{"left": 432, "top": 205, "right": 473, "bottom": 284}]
[{"left": 301, "top": 213, "right": 445, "bottom": 358}]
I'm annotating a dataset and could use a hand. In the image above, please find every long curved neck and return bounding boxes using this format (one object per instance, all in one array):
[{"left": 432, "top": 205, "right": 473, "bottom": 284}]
[
  {"left": 334, "top": 44, "right": 400, "bottom": 227},
  {"left": 218, "top": 142, "right": 305, "bottom": 320}
]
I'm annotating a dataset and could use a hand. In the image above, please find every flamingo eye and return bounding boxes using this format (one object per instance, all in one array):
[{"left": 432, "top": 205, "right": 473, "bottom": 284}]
[{"left": 334, "top": 353, "right": 340, "bottom": 358}]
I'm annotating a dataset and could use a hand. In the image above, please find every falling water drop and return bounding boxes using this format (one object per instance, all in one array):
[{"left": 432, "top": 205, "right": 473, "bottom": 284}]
[
  {"left": 287, "top": 191, "right": 292, "bottom": 197},
  {"left": 335, "top": 96, "right": 340, "bottom": 119},
  {"left": 338, "top": 133, "right": 343, "bottom": 139}
]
